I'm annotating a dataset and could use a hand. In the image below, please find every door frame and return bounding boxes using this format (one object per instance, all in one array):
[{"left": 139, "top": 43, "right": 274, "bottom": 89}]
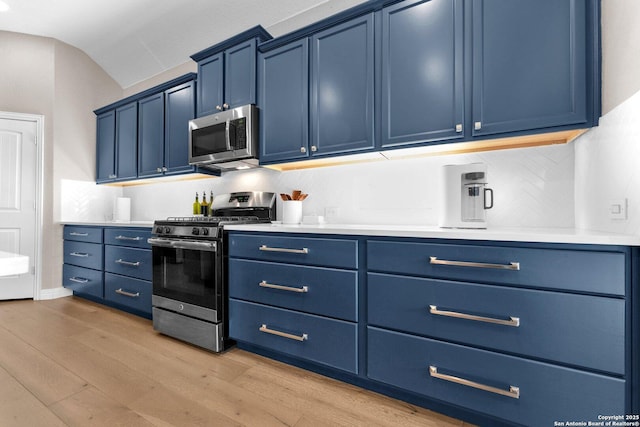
[{"left": 0, "top": 111, "right": 44, "bottom": 300}]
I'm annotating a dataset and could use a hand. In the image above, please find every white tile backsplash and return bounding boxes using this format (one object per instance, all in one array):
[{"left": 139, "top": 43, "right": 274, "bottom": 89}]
[
  {"left": 118, "top": 142, "right": 576, "bottom": 228},
  {"left": 60, "top": 179, "right": 123, "bottom": 222},
  {"left": 575, "top": 89, "right": 640, "bottom": 234}
]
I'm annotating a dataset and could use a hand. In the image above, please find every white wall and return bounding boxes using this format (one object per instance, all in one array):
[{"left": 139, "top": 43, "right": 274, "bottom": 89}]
[{"left": 0, "top": 31, "right": 122, "bottom": 291}]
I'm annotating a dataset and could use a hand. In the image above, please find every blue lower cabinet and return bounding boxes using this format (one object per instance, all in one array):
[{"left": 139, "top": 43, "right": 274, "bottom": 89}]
[
  {"left": 228, "top": 259, "right": 357, "bottom": 321},
  {"left": 104, "top": 273, "right": 152, "bottom": 315},
  {"left": 62, "top": 264, "right": 103, "bottom": 299},
  {"left": 104, "top": 245, "right": 152, "bottom": 281},
  {"left": 368, "top": 272, "right": 625, "bottom": 375},
  {"left": 104, "top": 228, "right": 152, "bottom": 248},
  {"left": 63, "top": 241, "right": 104, "bottom": 270},
  {"left": 229, "top": 299, "right": 357, "bottom": 374},
  {"left": 367, "top": 327, "right": 625, "bottom": 426},
  {"left": 229, "top": 234, "right": 358, "bottom": 269},
  {"left": 367, "top": 240, "right": 626, "bottom": 296}
]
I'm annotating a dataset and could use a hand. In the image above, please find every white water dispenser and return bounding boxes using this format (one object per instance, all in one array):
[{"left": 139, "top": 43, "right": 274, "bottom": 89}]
[{"left": 439, "top": 163, "right": 493, "bottom": 229}]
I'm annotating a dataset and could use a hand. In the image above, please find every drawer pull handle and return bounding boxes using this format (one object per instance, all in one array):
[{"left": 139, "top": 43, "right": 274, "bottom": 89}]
[
  {"left": 69, "top": 232, "right": 89, "bottom": 237},
  {"left": 259, "top": 324, "right": 308, "bottom": 342},
  {"left": 69, "top": 252, "right": 89, "bottom": 258},
  {"left": 429, "top": 257, "right": 520, "bottom": 271},
  {"left": 429, "top": 366, "right": 520, "bottom": 399},
  {"left": 429, "top": 305, "right": 520, "bottom": 327},
  {"left": 115, "top": 259, "right": 141, "bottom": 267},
  {"left": 69, "top": 277, "right": 89, "bottom": 284},
  {"left": 115, "top": 288, "right": 140, "bottom": 298},
  {"left": 259, "top": 281, "right": 308, "bottom": 293},
  {"left": 259, "top": 245, "right": 309, "bottom": 254},
  {"left": 115, "top": 235, "right": 143, "bottom": 241}
]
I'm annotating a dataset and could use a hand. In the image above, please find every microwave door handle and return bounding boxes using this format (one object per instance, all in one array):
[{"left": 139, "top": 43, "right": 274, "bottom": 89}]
[{"left": 225, "top": 120, "right": 232, "bottom": 151}]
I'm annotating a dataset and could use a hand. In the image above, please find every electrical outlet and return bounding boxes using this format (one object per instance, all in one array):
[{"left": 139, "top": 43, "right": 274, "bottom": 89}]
[
  {"left": 324, "top": 206, "right": 340, "bottom": 218},
  {"left": 609, "top": 199, "right": 627, "bottom": 220}
]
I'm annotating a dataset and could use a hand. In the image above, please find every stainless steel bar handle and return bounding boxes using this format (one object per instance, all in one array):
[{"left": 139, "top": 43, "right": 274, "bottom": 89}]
[
  {"left": 115, "top": 288, "right": 140, "bottom": 298},
  {"left": 259, "top": 245, "right": 309, "bottom": 254},
  {"left": 115, "top": 259, "right": 141, "bottom": 267},
  {"left": 429, "top": 366, "right": 520, "bottom": 399},
  {"left": 429, "top": 305, "right": 520, "bottom": 327},
  {"left": 430, "top": 256, "right": 520, "bottom": 271},
  {"left": 115, "top": 235, "right": 143, "bottom": 241},
  {"left": 69, "top": 252, "right": 89, "bottom": 257},
  {"left": 259, "top": 281, "right": 308, "bottom": 293},
  {"left": 69, "top": 232, "right": 89, "bottom": 237},
  {"left": 259, "top": 324, "right": 308, "bottom": 342},
  {"left": 69, "top": 277, "right": 89, "bottom": 284}
]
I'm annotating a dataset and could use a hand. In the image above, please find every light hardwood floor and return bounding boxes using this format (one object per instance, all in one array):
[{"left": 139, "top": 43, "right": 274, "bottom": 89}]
[{"left": 0, "top": 297, "right": 474, "bottom": 426}]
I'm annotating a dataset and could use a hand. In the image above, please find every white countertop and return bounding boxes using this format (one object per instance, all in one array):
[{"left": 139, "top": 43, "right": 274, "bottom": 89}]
[
  {"left": 60, "top": 221, "right": 154, "bottom": 228},
  {"left": 224, "top": 223, "right": 640, "bottom": 246},
  {"left": 0, "top": 251, "right": 29, "bottom": 276}
]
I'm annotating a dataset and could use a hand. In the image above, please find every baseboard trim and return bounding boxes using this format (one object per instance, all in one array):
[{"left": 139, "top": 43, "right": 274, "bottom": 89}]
[{"left": 38, "top": 287, "right": 73, "bottom": 300}]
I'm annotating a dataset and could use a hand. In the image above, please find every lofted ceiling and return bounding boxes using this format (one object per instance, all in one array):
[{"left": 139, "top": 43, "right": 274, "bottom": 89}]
[{"left": 0, "top": 0, "right": 367, "bottom": 88}]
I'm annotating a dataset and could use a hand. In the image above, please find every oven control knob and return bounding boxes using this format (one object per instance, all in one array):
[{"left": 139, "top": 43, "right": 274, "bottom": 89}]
[
  {"left": 201, "top": 228, "right": 209, "bottom": 236},
  {"left": 192, "top": 227, "right": 200, "bottom": 235},
  {"left": 163, "top": 226, "right": 172, "bottom": 234}
]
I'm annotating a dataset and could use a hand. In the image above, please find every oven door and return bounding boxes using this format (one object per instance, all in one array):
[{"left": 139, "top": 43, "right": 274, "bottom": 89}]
[{"left": 148, "top": 238, "right": 222, "bottom": 320}]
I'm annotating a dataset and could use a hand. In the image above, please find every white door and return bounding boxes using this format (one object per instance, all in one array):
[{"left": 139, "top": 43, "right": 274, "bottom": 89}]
[{"left": 0, "top": 115, "right": 38, "bottom": 299}]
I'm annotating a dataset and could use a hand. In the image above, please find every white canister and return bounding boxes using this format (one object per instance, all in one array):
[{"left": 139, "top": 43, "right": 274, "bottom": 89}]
[{"left": 282, "top": 200, "right": 303, "bottom": 224}]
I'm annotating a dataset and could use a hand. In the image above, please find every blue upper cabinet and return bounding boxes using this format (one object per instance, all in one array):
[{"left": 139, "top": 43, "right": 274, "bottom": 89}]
[
  {"left": 381, "top": 0, "right": 464, "bottom": 148},
  {"left": 196, "top": 53, "right": 224, "bottom": 117},
  {"left": 115, "top": 102, "right": 138, "bottom": 182},
  {"left": 310, "top": 13, "right": 375, "bottom": 155},
  {"left": 258, "top": 39, "right": 310, "bottom": 163},
  {"left": 137, "top": 92, "right": 165, "bottom": 178},
  {"left": 471, "top": 0, "right": 590, "bottom": 136},
  {"left": 95, "top": 73, "right": 200, "bottom": 184},
  {"left": 191, "top": 26, "right": 272, "bottom": 117},
  {"left": 225, "top": 40, "right": 257, "bottom": 109},
  {"left": 164, "top": 80, "right": 196, "bottom": 174},
  {"left": 137, "top": 80, "right": 196, "bottom": 178},
  {"left": 96, "top": 110, "right": 116, "bottom": 182}
]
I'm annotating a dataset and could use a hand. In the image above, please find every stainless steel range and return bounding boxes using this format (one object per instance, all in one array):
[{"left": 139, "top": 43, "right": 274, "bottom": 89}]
[{"left": 148, "top": 191, "right": 275, "bottom": 352}]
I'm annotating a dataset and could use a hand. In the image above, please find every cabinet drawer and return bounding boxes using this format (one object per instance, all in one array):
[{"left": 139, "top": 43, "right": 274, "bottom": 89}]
[
  {"left": 367, "top": 240, "right": 626, "bottom": 295},
  {"left": 64, "top": 226, "right": 103, "bottom": 243},
  {"left": 104, "top": 228, "right": 152, "bottom": 248},
  {"left": 368, "top": 273, "right": 625, "bottom": 374},
  {"left": 229, "top": 259, "right": 357, "bottom": 321},
  {"left": 229, "top": 299, "right": 357, "bottom": 373},
  {"left": 104, "top": 246, "right": 152, "bottom": 280},
  {"left": 62, "top": 264, "right": 103, "bottom": 299},
  {"left": 368, "top": 327, "right": 625, "bottom": 427},
  {"left": 104, "top": 273, "right": 151, "bottom": 315},
  {"left": 229, "top": 233, "right": 358, "bottom": 269},
  {"left": 63, "top": 241, "right": 103, "bottom": 270}
]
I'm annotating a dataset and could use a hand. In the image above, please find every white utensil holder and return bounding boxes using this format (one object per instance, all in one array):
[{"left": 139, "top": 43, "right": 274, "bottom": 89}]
[{"left": 282, "top": 201, "right": 303, "bottom": 224}]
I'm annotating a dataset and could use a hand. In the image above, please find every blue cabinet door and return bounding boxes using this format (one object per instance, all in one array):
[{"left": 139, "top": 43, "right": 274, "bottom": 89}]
[
  {"left": 225, "top": 39, "right": 257, "bottom": 108},
  {"left": 381, "top": 0, "right": 464, "bottom": 148},
  {"left": 197, "top": 52, "right": 224, "bottom": 117},
  {"left": 164, "top": 80, "right": 195, "bottom": 174},
  {"left": 472, "top": 0, "right": 588, "bottom": 136},
  {"left": 115, "top": 102, "right": 138, "bottom": 181},
  {"left": 258, "top": 39, "right": 310, "bottom": 163},
  {"left": 96, "top": 111, "right": 116, "bottom": 183},
  {"left": 137, "top": 92, "right": 165, "bottom": 178},
  {"left": 310, "top": 13, "right": 375, "bottom": 155}
]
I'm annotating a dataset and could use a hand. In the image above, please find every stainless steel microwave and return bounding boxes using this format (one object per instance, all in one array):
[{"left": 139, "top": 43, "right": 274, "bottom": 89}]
[{"left": 188, "top": 104, "right": 259, "bottom": 170}]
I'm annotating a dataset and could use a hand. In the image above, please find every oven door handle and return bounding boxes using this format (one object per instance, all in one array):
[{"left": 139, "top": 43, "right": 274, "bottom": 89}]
[{"left": 148, "top": 237, "right": 217, "bottom": 252}]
